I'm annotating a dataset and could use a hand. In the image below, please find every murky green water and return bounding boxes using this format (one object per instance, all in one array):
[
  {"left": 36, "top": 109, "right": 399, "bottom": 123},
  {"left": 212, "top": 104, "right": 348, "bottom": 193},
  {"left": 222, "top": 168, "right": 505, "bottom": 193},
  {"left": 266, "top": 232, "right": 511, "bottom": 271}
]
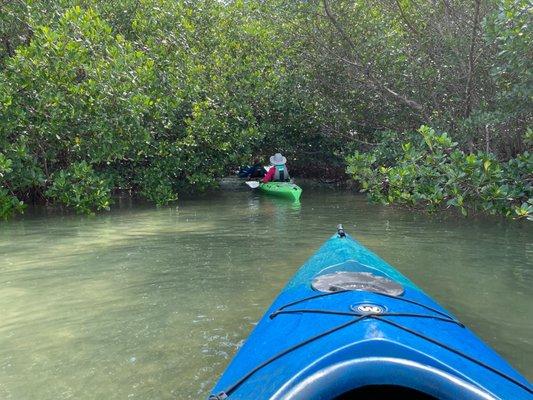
[{"left": 0, "top": 189, "right": 531, "bottom": 399}]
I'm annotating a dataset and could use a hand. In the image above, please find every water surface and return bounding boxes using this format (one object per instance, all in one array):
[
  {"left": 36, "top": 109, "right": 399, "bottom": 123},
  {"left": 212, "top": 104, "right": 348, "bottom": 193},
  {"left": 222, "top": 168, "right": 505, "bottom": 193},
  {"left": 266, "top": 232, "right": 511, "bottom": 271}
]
[{"left": 0, "top": 190, "right": 531, "bottom": 399}]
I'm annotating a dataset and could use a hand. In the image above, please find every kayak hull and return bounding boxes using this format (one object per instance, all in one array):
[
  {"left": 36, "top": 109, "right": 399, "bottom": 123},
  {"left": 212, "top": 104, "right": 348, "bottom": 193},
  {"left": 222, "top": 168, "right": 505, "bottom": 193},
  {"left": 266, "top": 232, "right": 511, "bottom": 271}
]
[
  {"left": 259, "top": 182, "right": 302, "bottom": 202},
  {"left": 209, "top": 231, "right": 531, "bottom": 400}
]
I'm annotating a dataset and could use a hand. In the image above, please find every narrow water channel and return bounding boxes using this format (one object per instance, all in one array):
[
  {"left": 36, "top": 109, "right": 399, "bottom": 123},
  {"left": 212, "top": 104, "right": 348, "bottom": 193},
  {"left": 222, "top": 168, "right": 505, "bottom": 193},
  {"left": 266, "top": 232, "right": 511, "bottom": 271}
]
[{"left": 0, "top": 190, "right": 531, "bottom": 399}]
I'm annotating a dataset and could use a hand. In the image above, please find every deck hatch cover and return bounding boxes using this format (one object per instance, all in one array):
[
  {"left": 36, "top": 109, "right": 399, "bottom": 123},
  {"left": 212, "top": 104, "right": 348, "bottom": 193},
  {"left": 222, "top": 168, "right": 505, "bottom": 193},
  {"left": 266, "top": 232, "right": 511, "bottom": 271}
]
[{"left": 312, "top": 271, "right": 404, "bottom": 296}]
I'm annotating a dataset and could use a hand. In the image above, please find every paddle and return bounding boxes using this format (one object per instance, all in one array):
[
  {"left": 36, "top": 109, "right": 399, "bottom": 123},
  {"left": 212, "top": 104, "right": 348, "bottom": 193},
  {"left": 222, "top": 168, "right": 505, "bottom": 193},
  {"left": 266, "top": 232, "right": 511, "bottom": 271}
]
[{"left": 245, "top": 181, "right": 260, "bottom": 189}]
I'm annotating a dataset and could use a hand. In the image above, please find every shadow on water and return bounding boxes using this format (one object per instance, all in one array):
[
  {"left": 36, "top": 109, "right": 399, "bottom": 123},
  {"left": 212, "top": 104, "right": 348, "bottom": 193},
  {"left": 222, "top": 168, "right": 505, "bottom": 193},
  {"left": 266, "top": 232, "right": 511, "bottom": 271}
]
[{"left": 0, "top": 189, "right": 531, "bottom": 399}]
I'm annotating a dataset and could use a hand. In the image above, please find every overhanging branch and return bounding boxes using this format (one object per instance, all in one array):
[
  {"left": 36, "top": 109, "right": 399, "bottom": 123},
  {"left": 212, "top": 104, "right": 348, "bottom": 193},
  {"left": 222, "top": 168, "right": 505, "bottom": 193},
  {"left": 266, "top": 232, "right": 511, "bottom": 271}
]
[{"left": 321, "top": 0, "right": 426, "bottom": 116}]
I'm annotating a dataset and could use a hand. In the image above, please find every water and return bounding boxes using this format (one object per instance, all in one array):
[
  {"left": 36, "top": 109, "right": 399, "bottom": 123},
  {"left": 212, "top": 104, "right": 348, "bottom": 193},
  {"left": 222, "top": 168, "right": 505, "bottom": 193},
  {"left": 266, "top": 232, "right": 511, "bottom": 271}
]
[{"left": 0, "top": 189, "right": 531, "bottom": 399}]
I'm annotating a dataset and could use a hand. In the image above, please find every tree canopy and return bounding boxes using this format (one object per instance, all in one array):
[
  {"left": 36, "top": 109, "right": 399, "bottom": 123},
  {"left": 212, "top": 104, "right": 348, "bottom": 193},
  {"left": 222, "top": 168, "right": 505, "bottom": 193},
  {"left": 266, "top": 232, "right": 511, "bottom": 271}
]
[{"left": 0, "top": 0, "right": 531, "bottom": 218}]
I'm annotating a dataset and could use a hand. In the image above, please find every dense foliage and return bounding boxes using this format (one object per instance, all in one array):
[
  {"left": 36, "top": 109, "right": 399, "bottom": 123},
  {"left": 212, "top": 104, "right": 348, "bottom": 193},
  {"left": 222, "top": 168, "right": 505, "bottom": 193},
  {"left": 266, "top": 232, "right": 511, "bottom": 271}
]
[
  {"left": 347, "top": 126, "right": 532, "bottom": 219},
  {"left": 0, "top": 0, "right": 530, "bottom": 218}
]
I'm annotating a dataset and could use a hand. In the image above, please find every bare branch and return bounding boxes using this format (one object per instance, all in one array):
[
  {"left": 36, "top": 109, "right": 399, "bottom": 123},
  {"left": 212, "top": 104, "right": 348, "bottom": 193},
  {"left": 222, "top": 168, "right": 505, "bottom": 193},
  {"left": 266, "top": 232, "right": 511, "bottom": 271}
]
[
  {"left": 464, "top": 0, "right": 482, "bottom": 118},
  {"left": 321, "top": 0, "right": 426, "bottom": 115}
]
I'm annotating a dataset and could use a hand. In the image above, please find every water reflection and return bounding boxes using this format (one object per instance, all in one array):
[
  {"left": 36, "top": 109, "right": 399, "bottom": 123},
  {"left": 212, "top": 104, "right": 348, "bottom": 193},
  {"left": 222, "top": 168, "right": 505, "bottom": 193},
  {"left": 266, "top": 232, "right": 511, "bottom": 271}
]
[{"left": 0, "top": 190, "right": 531, "bottom": 399}]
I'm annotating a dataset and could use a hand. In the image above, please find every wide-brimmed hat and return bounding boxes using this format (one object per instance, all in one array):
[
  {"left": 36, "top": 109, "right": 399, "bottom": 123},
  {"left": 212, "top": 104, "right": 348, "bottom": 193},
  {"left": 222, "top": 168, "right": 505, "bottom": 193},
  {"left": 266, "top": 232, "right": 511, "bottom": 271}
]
[{"left": 270, "top": 153, "right": 287, "bottom": 165}]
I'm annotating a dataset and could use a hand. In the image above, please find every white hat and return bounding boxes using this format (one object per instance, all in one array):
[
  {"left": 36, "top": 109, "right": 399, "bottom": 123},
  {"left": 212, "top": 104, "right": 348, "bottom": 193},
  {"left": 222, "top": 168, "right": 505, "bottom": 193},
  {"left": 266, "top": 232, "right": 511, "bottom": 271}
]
[{"left": 270, "top": 153, "right": 287, "bottom": 165}]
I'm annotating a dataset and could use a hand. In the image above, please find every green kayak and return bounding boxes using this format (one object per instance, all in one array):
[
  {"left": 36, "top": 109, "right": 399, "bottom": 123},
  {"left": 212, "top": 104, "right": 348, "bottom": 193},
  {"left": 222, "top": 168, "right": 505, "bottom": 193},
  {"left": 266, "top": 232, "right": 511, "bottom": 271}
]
[{"left": 259, "top": 182, "right": 302, "bottom": 201}]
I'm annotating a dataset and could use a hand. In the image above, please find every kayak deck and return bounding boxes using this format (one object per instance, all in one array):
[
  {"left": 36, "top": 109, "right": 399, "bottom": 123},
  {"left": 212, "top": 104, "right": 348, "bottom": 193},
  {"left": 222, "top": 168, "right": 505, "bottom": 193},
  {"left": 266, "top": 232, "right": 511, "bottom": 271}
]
[
  {"left": 259, "top": 182, "right": 302, "bottom": 202},
  {"left": 209, "top": 229, "right": 532, "bottom": 400}
]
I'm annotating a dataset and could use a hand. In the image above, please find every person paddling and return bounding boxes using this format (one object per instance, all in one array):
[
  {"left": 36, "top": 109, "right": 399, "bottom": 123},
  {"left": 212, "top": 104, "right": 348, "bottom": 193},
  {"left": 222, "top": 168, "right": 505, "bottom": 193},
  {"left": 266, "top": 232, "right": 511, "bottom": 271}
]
[{"left": 262, "top": 153, "right": 290, "bottom": 183}]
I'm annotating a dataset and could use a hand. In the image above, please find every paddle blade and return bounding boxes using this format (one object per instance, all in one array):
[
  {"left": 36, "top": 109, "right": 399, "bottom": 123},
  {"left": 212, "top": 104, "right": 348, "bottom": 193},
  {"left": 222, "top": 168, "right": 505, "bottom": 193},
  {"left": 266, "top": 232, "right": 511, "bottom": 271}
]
[{"left": 245, "top": 181, "right": 260, "bottom": 189}]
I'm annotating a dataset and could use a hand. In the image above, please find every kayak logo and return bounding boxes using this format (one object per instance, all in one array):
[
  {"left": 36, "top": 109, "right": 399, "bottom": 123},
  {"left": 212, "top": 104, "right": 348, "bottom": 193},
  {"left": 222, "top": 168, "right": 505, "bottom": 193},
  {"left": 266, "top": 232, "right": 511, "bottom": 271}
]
[{"left": 352, "top": 303, "right": 385, "bottom": 315}]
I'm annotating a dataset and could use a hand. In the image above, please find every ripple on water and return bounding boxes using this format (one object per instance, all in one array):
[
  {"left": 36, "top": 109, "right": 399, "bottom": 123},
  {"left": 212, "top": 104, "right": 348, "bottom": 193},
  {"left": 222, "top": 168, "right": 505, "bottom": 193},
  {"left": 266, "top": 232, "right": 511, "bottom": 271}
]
[{"left": 0, "top": 190, "right": 531, "bottom": 399}]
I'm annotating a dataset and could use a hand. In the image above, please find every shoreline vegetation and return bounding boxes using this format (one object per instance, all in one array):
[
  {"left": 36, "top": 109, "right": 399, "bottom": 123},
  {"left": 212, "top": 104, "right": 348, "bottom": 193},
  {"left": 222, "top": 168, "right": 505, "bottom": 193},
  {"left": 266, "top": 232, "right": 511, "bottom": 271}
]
[{"left": 1, "top": 1, "right": 531, "bottom": 220}]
